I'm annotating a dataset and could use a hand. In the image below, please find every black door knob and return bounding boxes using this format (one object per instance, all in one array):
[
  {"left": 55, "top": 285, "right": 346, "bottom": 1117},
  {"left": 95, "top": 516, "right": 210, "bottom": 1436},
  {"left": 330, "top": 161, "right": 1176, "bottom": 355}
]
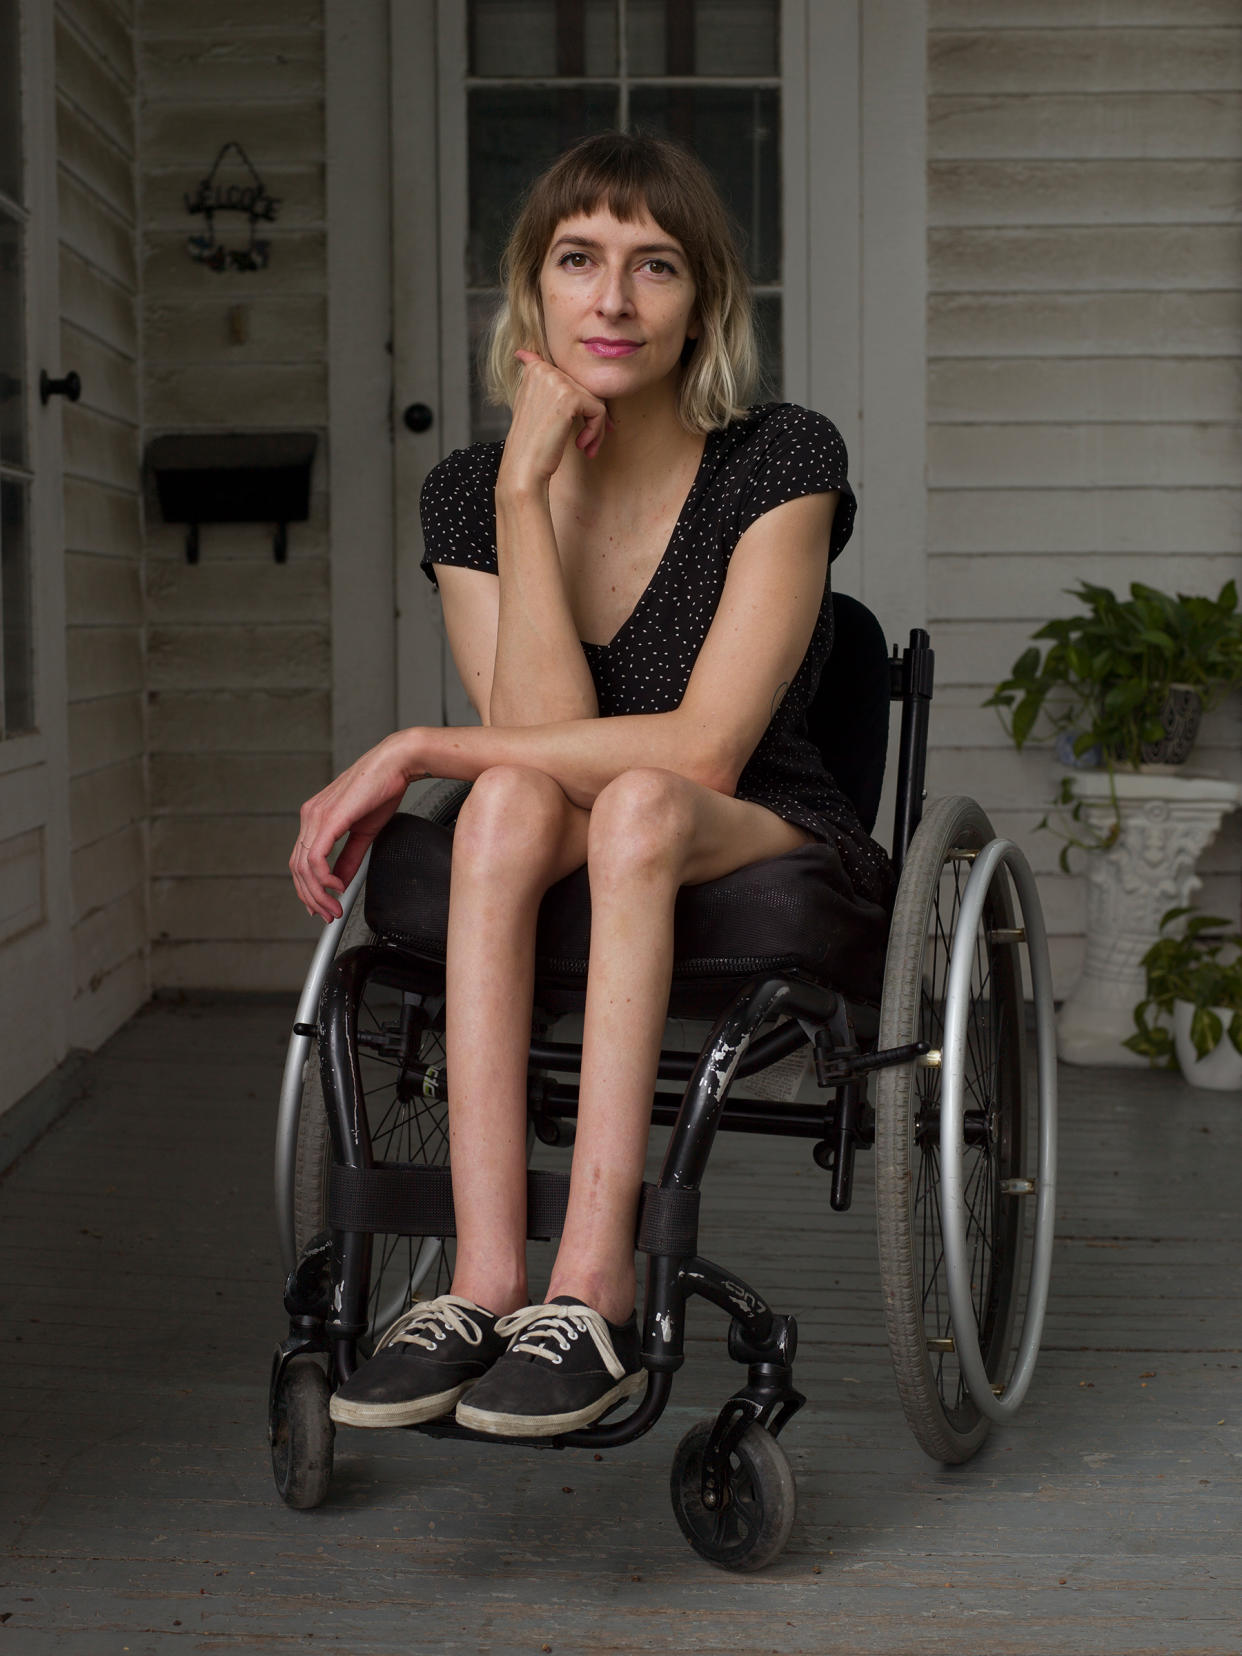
[
  {"left": 402, "top": 402, "right": 434, "bottom": 434},
  {"left": 40, "top": 370, "right": 82, "bottom": 405}
]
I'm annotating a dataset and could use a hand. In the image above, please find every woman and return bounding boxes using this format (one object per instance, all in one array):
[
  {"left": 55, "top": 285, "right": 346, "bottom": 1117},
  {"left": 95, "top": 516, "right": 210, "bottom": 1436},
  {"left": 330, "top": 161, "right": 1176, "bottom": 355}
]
[{"left": 290, "top": 132, "right": 893, "bottom": 1439}]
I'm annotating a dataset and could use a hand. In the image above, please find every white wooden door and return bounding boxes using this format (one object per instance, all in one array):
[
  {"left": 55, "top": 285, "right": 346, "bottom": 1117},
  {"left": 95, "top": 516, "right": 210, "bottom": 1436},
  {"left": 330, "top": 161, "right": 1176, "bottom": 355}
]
[
  {"left": 0, "top": 0, "right": 72, "bottom": 1111},
  {"left": 389, "top": 2, "right": 926, "bottom": 728}
]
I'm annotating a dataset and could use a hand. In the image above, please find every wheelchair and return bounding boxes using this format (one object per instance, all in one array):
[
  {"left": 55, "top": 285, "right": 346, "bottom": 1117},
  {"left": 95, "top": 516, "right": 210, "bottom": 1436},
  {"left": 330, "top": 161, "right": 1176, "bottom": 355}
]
[{"left": 268, "top": 594, "right": 1057, "bottom": 1572}]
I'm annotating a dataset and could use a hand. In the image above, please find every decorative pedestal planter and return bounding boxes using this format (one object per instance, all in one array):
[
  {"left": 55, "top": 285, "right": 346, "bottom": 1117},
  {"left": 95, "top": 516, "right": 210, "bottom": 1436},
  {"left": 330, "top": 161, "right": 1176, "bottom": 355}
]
[{"left": 1055, "top": 771, "right": 1242, "bottom": 1068}]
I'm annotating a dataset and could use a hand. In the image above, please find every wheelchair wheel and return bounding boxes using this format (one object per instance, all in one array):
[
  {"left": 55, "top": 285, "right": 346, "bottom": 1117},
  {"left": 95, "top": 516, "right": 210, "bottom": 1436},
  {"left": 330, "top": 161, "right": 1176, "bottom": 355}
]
[
  {"left": 293, "top": 980, "right": 455, "bottom": 1341},
  {"left": 874, "top": 796, "right": 1027, "bottom": 1464},
  {"left": 271, "top": 1357, "right": 334, "bottom": 1510},
  {"left": 669, "top": 1418, "right": 797, "bottom": 1572},
  {"left": 290, "top": 783, "right": 467, "bottom": 1343}
]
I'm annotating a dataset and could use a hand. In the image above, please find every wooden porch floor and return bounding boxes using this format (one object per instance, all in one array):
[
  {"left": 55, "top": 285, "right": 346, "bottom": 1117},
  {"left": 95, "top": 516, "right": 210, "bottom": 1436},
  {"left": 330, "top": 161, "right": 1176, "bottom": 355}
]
[{"left": 2, "top": 996, "right": 1239, "bottom": 1655}]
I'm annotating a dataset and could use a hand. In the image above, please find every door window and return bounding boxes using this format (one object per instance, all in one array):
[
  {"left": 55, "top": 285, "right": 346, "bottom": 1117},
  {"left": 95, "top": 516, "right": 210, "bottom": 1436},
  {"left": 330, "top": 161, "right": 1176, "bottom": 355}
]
[
  {"left": 465, "top": 0, "right": 782, "bottom": 440},
  {"left": 0, "top": 0, "right": 34, "bottom": 737}
]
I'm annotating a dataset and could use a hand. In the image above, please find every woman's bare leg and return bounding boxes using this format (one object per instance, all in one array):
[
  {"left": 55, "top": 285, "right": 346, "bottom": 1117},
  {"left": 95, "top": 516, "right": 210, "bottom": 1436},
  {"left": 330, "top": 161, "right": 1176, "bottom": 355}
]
[
  {"left": 546, "top": 768, "right": 810, "bottom": 1323},
  {"left": 444, "top": 765, "right": 589, "bottom": 1315}
]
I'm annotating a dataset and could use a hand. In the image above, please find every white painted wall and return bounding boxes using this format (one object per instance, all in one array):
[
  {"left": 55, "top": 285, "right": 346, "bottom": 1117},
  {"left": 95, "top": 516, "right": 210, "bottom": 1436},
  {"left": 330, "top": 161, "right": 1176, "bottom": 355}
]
[
  {"left": 926, "top": 0, "right": 1242, "bottom": 993},
  {"left": 140, "top": 0, "right": 328, "bottom": 990},
  {"left": 58, "top": 0, "right": 149, "bottom": 1046}
]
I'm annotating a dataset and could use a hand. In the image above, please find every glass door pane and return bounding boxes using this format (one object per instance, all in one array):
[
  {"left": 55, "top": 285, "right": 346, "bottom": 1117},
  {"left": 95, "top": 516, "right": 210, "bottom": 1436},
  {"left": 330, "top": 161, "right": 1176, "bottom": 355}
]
[
  {"left": 1, "top": 478, "right": 32, "bottom": 736},
  {"left": 0, "top": 1, "right": 22, "bottom": 202},
  {"left": 626, "top": 0, "right": 779, "bottom": 75},
  {"left": 470, "top": 0, "right": 618, "bottom": 77},
  {"left": 0, "top": 207, "right": 27, "bottom": 469}
]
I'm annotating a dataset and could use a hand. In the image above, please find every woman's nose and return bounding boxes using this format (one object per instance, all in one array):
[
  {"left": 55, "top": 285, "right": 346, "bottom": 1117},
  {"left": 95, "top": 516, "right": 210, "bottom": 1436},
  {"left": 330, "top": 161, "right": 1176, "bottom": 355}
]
[{"left": 594, "top": 266, "right": 635, "bottom": 316}]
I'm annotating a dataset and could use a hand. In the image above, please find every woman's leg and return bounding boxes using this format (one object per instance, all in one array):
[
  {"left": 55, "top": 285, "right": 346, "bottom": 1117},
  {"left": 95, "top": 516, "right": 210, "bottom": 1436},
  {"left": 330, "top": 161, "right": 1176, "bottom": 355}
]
[
  {"left": 546, "top": 769, "right": 811, "bottom": 1323},
  {"left": 444, "top": 765, "right": 589, "bottom": 1316}
]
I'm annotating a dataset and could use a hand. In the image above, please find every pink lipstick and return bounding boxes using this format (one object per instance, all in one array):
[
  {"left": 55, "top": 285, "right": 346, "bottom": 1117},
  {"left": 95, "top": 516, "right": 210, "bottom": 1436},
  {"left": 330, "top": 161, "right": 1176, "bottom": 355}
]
[{"left": 583, "top": 338, "right": 642, "bottom": 357}]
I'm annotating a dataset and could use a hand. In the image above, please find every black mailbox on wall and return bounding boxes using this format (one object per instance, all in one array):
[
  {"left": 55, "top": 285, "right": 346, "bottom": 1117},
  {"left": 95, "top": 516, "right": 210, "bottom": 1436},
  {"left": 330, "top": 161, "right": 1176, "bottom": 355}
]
[{"left": 146, "top": 431, "right": 318, "bottom": 563}]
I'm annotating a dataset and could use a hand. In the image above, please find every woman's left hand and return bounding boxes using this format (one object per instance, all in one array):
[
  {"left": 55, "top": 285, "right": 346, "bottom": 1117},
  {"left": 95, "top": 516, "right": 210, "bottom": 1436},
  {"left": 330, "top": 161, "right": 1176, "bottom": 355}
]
[{"left": 290, "top": 733, "right": 424, "bottom": 921}]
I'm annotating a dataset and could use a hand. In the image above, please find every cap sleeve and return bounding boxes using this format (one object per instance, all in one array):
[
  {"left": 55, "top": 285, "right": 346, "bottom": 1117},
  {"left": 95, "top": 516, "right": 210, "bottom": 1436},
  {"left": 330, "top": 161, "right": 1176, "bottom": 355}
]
[
  {"left": 418, "top": 443, "right": 503, "bottom": 587},
  {"left": 736, "top": 404, "right": 857, "bottom": 564}
]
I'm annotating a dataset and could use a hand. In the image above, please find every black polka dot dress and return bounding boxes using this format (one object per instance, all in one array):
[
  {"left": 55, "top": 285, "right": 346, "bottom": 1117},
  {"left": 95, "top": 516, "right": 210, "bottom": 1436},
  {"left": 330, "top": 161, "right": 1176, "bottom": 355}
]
[{"left": 420, "top": 402, "right": 895, "bottom": 908}]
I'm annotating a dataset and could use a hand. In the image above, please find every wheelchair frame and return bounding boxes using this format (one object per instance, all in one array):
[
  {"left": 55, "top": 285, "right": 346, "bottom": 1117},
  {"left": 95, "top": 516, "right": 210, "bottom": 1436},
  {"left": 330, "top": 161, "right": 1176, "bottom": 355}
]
[{"left": 269, "top": 627, "right": 1058, "bottom": 1570}]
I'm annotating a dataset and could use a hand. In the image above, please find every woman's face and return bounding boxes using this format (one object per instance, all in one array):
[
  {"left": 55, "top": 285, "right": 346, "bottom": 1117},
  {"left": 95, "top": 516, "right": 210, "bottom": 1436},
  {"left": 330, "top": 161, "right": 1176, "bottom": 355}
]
[{"left": 537, "top": 203, "right": 698, "bottom": 403}]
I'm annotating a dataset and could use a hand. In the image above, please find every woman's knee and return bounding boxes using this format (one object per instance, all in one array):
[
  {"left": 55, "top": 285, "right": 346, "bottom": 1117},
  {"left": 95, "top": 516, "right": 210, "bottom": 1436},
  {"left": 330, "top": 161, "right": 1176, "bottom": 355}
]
[
  {"left": 452, "top": 765, "right": 571, "bottom": 878},
  {"left": 588, "top": 768, "right": 698, "bottom": 882}
]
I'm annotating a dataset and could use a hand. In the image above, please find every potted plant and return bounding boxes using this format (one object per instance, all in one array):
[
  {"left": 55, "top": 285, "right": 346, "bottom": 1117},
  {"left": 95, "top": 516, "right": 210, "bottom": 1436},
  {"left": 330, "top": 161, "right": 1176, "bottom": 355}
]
[
  {"left": 1125, "top": 907, "right": 1242, "bottom": 1090},
  {"left": 986, "top": 579, "right": 1242, "bottom": 771},
  {"left": 985, "top": 579, "right": 1242, "bottom": 868}
]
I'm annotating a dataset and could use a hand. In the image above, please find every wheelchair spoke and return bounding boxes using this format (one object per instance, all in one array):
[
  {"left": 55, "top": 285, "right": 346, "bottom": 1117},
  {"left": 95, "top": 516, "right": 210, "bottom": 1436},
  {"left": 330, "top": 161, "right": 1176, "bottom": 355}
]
[
  {"left": 916, "top": 1144, "right": 947, "bottom": 1322},
  {"left": 350, "top": 994, "right": 455, "bottom": 1335},
  {"left": 367, "top": 1082, "right": 406, "bottom": 1142}
]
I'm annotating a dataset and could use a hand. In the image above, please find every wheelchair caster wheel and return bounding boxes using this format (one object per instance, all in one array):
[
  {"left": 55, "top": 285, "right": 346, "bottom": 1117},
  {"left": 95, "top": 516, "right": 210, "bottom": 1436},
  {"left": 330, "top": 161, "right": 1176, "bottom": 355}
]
[
  {"left": 669, "top": 1418, "right": 796, "bottom": 1571},
  {"left": 271, "top": 1358, "right": 334, "bottom": 1510}
]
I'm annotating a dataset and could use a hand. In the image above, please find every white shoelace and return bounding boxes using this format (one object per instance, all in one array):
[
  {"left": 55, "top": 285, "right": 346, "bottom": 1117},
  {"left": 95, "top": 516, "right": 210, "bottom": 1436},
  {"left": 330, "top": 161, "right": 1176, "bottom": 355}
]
[
  {"left": 375, "top": 1294, "right": 489, "bottom": 1355},
  {"left": 494, "top": 1302, "right": 627, "bottom": 1380}
]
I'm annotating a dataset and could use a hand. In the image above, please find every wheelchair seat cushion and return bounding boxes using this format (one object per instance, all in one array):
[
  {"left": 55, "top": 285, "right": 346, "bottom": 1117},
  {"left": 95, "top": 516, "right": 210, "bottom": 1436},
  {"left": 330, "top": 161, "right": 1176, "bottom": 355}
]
[{"left": 364, "top": 812, "right": 892, "bottom": 1017}]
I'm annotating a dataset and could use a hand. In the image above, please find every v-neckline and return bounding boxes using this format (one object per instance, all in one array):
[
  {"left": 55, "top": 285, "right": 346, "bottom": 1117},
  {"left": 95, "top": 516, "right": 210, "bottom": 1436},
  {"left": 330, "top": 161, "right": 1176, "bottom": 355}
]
[{"left": 578, "top": 432, "right": 715, "bottom": 652}]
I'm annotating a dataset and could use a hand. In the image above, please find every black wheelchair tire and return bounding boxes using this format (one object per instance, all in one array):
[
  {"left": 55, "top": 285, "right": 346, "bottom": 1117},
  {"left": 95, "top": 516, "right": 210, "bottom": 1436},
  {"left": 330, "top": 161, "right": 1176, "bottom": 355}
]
[
  {"left": 669, "top": 1419, "right": 797, "bottom": 1572},
  {"left": 874, "top": 795, "right": 1027, "bottom": 1464},
  {"left": 271, "top": 1357, "right": 334, "bottom": 1510}
]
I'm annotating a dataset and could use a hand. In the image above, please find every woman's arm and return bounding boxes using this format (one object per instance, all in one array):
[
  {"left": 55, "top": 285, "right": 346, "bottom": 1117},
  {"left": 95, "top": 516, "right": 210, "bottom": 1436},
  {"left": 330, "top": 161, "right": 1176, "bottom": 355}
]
[
  {"left": 442, "top": 351, "right": 610, "bottom": 727},
  {"left": 433, "top": 482, "right": 601, "bottom": 728},
  {"left": 291, "top": 491, "right": 836, "bottom": 919}
]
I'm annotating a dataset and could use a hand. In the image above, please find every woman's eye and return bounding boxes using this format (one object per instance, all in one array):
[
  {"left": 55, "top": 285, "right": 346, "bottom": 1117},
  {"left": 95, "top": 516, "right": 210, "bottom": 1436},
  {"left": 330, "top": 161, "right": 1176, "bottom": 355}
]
[
  {"left": 559, "top": 251, "right": 590, "bottom": 269},
  {"left": 644, "top": 259, "right": 675, "bottom": 275}
]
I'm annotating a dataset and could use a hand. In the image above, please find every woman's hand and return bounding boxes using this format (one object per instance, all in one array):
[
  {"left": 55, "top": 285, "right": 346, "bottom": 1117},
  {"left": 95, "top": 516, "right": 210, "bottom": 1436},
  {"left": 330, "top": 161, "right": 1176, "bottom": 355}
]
[
  {"left": 498, "top": 350, "right": 615, "bottom": 492},
  {"left": 289, "top": 733, "right": 425, "bottom": 921}
]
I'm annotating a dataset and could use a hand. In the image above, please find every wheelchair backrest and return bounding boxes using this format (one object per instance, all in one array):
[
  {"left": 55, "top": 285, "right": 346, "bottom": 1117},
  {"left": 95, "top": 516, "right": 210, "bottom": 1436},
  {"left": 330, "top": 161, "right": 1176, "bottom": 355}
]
[{"left": 807, "top": 592, "right": 892, "bottom": 836}]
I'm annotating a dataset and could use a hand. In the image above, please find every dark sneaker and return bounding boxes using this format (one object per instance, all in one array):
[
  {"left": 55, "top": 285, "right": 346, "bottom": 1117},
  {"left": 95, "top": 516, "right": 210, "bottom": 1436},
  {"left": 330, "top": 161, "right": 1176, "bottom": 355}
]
[
  {"left": 455, "top": 1296, "right": 644, "bottom": 1438},
  {"left": 329, "top": 1294, "right": 506, "bottom": 1428}
]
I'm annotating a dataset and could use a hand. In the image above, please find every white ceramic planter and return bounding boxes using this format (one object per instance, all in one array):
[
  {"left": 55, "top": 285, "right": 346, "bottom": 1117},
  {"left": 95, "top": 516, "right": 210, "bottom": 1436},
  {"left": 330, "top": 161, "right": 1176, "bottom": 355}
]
[
  {"left": 1173, "top": 1000, "right": 1242, "bottom": 1092},
  {"left": 1055, "top": 771, "right": 1242, "bottom": 1067}
]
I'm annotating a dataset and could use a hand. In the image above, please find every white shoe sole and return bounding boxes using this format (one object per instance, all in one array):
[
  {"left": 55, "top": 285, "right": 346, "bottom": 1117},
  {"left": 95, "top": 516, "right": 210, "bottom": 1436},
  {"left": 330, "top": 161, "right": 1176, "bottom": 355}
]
[
  {"left": 329, "top": 1381, "right": 469, "bottom": 1428},
  {"left": 454, "top": 1370, "right": 645, "bottom": 1438}
]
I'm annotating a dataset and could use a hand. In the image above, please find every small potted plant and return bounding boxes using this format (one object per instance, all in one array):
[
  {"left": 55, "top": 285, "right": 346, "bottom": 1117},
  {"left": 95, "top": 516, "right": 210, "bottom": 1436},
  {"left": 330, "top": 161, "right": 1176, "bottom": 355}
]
[
  {"left": 1125, "top": 907, "right": 1242, "bottom": 1091},
  {"left": 985, "top": 579, "right": 1242, "bottom": 868},
  {"left": 986, "top": 579, "right": 1242, "bottom": 773}
]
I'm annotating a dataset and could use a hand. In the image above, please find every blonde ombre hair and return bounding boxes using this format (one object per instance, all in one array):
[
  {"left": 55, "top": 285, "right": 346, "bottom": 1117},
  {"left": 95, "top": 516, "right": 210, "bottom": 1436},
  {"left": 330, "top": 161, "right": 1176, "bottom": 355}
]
[{"left": 483, "top": 132, "right": 758, "bottom": 434}]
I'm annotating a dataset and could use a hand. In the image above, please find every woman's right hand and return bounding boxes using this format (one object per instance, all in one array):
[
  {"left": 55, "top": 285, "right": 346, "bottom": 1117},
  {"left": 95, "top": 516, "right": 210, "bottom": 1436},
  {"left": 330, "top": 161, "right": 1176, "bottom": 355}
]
[
  {"left": 289, "top": 732, "right": 425, "bottom": 921},
  {"left": 497, "top": 350, "right": 614, "bottom": 493}
]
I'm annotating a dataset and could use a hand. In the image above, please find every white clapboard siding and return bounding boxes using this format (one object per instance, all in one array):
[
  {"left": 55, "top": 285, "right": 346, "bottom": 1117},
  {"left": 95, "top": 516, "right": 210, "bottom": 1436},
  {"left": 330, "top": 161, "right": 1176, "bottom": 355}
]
[
  {"left": 933, "top": 4, "right": 1242, "bottom": 25},
  {"left": 929, "top": 225, "right": 1242, "bottom": 291},
  {"left": 930, "top": 554, "right": 1242, "bottom": 621},
  {"left": 149, "top": 813, "right": 309, "bottom": 878},
  {"left": 930, "top": 292, "right": 1242, "bottom": 357},
  {"left": 931, "top": 360, "right": 1242, "bottom": 423},
  {"left": 927, "top": 2, "right": 1242, "bottom": 996},
  {"left": 929, "top": 160, "right": 1242, "bottom": 226},
  {"left": 931, "top": 91, "right": 1242, "bottom": 158},
  {"left": 57, "top": 0, "right": 148, "bottom": 1047},
  {"left": 930, "top": 487, "right": 1242, "bottom": 553},
  {"left": 140, "top": 1, "right": 328, "bottom": 991},
  {"left": 147, "top": 690, "right": 330, "bottom": 755}
]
